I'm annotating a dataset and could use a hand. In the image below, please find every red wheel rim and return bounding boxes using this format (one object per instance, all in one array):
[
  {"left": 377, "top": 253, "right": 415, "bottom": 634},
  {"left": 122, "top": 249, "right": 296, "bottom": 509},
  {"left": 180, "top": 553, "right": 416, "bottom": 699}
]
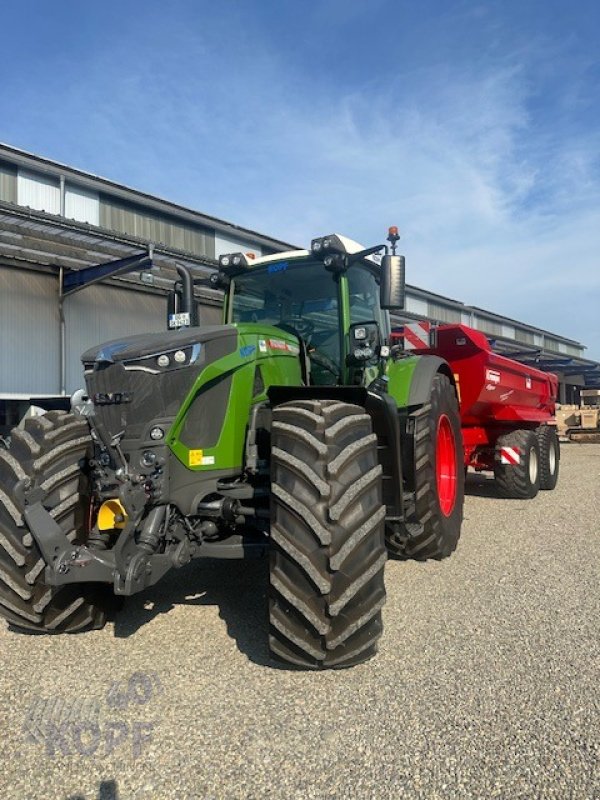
[{"left": 436, "top": 414, "right": 457, "bottom": 516}]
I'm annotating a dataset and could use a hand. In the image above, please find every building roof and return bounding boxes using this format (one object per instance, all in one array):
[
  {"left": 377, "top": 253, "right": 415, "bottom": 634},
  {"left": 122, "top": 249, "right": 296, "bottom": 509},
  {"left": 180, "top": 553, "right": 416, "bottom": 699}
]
[
  {"left": 0, "top": 141, "right": 595, "bottom": 382},
  {"left": 0, "top": 141, "right": 295, "bottom": 253}
]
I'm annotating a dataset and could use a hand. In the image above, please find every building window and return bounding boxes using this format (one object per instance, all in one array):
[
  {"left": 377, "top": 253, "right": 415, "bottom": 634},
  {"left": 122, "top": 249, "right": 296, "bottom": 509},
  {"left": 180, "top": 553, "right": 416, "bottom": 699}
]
[
  {"left": 215, "top": 233, "right": 261, "bottom": 259},
  {"left": 65, "top": 184, "right": 100, "bottom": 226},
  {"left": 406, "top": 295, "right": 428, "bottom": 316},
  {"left": 17, "top": 169, "right": 60, "bottom": 214}
]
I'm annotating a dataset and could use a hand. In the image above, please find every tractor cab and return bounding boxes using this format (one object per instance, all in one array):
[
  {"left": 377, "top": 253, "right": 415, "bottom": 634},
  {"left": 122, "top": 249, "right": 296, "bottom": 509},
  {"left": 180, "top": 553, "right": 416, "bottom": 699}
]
[{"left": 217, "top": 231, "right": 405, "bottom": 387}]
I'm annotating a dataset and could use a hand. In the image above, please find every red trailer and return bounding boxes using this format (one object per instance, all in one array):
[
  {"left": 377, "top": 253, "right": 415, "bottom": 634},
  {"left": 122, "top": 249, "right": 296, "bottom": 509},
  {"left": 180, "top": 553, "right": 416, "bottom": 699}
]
[{"left": 393, "top": 323, "right": 560, "bottom": 498}]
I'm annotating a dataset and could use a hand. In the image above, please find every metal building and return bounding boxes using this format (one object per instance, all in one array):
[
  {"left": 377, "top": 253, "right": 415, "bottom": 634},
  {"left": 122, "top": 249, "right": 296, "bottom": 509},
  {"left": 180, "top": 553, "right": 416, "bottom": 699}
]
[{"left": 0, "top": 142, "right": 598, "bottom": 433}]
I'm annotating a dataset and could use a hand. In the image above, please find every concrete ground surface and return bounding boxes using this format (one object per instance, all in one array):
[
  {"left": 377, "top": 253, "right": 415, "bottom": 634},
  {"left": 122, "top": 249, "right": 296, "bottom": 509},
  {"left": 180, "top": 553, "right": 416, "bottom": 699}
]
[{"left": 0, "top": 443, "right": 598, "bottom": 800}]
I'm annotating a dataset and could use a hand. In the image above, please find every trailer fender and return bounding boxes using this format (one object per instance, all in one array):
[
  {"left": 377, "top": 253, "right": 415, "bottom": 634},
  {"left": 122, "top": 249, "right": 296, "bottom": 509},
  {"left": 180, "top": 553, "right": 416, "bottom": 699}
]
[{"left": 407, "top": 356, "right": 456, "bottom": 409}]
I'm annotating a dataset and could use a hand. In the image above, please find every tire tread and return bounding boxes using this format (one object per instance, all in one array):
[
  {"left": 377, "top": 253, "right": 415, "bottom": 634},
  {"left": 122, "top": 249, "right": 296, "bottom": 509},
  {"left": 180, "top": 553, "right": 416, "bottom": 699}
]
[
  {"left": 0, "top": 412, "right": 111, "bottom": 634},
  {"left": 269, "top": 400, "right": 386, "bottom": 669}
]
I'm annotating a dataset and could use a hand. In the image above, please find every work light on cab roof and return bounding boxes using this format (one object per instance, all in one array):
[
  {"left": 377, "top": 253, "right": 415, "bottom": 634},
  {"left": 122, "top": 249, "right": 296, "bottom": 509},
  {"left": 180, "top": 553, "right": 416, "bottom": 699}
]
[{"left": 218, "top": 251, "right": 255, "bottom": 271}]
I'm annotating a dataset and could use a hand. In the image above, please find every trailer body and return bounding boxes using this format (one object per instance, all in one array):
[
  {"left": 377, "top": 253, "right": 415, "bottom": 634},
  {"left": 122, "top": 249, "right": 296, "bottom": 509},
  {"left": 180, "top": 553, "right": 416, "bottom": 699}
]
[{"left": 393, "top": 324, "right": 558, "bottom": 474}]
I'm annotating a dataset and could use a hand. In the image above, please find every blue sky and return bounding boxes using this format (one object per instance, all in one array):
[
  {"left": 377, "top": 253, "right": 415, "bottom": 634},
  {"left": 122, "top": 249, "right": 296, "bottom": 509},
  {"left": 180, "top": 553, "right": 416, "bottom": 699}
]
[{"left": 1, "top": 0, "right": 599, "bottom": 357}]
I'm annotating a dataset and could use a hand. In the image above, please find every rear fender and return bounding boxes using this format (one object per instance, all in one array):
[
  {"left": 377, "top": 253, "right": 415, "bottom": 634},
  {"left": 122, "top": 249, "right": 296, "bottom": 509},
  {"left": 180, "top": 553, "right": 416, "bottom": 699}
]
[
  {"left": 396, "top": 356, "right": 457, "bottom": 493},
  {"left": 406, "top": 355, "right": 457, "bottom": 409}
]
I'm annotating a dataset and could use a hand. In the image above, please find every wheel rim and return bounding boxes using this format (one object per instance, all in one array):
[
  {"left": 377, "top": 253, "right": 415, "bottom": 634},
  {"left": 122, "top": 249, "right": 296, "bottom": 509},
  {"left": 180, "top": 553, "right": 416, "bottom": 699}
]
[
  {"left": 548, "top": 441, "right": 556, "bottom": 475},
  {"left": 436, "top": 414, "right": 457, "bottom": 516},
  {"left": 529, "top": 446, "right": 538, "bottom": 484}
]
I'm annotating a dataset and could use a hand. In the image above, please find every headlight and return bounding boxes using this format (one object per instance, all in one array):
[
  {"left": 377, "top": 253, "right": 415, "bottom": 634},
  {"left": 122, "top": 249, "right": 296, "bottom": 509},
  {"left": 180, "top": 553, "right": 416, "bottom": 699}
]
[{"left": 124, "top": 343, "right": 202, "bottom": 373}]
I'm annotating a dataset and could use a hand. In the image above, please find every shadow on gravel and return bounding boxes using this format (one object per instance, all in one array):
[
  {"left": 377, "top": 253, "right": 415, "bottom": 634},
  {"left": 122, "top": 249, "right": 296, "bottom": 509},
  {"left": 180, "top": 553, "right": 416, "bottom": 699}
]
[
  {"left": 68, "top": 778, "right": 119, "bottom": 799},
  {"left": 113, "top": 557, "right": 275, "bottom": 667},
  {"left": 464, "top": 471, "right": 503, "bottom": 499}
]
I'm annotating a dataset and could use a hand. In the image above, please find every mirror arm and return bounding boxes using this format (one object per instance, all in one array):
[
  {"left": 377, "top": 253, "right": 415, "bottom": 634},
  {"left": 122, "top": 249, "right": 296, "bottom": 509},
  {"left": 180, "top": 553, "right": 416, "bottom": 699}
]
[{"left": 347, "top": 244, "right": 386, "bottom": 265}]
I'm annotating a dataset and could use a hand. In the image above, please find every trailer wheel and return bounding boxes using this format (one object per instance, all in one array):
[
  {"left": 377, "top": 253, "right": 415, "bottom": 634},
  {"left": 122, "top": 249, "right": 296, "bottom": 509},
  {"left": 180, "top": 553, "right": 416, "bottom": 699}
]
[
  {"left": 269, "top": 399, "right": 386, "bottom": 669},
  {"left": 0, "top": 412, "right": 112, "bottom": 633},
  {"left": 387, "top": 373, "right": 464, "bottom": 560},
  {"left": 535, "top": 425, "right": 560, "bottom": 490},
  {"left": 494, "top": 429, "right": 540, "bottom": 499}
]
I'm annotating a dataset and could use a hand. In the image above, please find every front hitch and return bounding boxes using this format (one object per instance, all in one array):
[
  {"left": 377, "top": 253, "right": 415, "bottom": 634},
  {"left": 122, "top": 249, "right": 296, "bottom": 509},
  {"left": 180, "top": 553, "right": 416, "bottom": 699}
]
[{"left": 18, "top": 480, "right": 178, "bottom": 596}]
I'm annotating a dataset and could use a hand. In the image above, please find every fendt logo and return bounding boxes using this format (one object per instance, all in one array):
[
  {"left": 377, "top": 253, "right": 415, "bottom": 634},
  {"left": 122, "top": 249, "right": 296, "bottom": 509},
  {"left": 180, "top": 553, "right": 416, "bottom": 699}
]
[{"left": 93, "top": 392, "right": 133, "bottom": 405}]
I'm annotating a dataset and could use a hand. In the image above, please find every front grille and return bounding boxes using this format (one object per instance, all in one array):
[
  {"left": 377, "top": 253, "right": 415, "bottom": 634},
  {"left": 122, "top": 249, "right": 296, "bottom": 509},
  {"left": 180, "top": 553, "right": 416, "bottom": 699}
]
[
  {"left": 86, "top": 362, "right": 202, "bottom": 444},
  {"left": 87, "top": 363, "right": 131, "bottom": 444}
]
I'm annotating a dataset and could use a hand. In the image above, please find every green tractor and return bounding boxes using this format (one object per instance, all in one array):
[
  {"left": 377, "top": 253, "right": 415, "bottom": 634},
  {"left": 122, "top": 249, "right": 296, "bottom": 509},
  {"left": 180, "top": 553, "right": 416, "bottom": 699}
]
[{"left": 0, "top": 228, "right": 464, "bottom": 669}]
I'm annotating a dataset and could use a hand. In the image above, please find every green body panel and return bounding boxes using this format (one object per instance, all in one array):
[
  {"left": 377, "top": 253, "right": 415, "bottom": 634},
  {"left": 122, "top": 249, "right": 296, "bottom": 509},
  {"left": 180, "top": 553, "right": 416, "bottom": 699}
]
[
  {"left": 168, "top": 323, "right": 302, "bottom": 471},
  {"left": 385, "top": 355, "right": 420, "bottom": 408},
  {"left": 169, "top": 250, "right": 430, "bottom": 477},
  {"left": 339, "top": 273, "right": 352, "bottom": 385}
]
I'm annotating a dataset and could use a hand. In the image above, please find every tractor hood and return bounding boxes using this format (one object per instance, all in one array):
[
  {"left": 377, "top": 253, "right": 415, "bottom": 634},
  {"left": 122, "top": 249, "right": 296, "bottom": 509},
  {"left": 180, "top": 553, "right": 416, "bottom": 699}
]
[{"left": 81, "top": 325, "right": 237, "bottom": 366}]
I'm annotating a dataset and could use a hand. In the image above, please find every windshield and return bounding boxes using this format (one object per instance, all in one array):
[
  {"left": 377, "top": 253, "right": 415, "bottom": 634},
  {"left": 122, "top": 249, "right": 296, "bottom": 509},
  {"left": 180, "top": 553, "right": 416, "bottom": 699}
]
[
  {"left": 230, "top": 260, "right": 341, "bottom": 382},
  {"left": 230, "top": 259, "right": 386, "bottom": 384}
]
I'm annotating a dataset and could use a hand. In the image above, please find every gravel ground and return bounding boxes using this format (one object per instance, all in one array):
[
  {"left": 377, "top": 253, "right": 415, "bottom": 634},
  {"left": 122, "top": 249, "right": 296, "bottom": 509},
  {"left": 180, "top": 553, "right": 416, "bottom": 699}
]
[{"left": 0, "top": 443, "right": 598, "bottom": 800}]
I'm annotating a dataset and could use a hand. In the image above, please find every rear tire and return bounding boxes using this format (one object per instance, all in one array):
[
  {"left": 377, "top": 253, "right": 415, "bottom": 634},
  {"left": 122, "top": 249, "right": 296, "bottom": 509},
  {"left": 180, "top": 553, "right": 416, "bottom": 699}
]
[
  {"left": 269, "top": 399, "right": 387, "bottom": 669},
  {"left": 536, "top": 425, "right": 560, "bottom": 490},
  {"left": 387, "top": 374, "right": 464, "bottom": 560},
  {"left": 494, "top": 428, "right": 540, "bottom": 499},
  {"left": 0, "top": 412, "right": 112, "bottom": 633}
]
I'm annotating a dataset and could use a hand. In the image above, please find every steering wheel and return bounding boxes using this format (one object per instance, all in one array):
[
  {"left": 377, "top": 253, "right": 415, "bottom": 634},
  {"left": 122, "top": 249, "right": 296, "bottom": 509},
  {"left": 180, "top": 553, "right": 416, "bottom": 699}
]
[
  {"left": 278, "top": 317, "right": 315, "bottom": 341},
  {"left": 309, "top": 349, "right": 340, "bottom": 380}
]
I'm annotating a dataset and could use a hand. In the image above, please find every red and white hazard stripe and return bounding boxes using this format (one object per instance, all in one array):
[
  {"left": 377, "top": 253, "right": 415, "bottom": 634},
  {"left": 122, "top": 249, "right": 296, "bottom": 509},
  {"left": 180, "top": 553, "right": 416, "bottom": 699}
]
[
  {"left": 402, "top": 322, "right": 431, "bottom": 350},
  {"left": 500, "top": 447, "right": 520, "bottom": 465}
]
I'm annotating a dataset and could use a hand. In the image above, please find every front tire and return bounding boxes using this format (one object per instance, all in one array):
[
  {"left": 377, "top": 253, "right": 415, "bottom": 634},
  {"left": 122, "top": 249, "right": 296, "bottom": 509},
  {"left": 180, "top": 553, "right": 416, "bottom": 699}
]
[
  {"left": 387, "top": 374, "right": 464, "bottom": 560},
  {"left": 269, "top": 399, "right": 387, "bottom": 669},
  {"left": 494, "top": 428, "right": 540, "bottom": 499},
  {"left": 0, "top": 412, "right": 111, "bottom": 633}
]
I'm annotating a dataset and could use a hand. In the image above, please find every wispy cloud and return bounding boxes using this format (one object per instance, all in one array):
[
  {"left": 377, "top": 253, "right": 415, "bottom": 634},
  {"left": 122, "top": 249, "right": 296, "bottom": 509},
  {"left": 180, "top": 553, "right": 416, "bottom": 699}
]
[{"left": 1, "top": 1, "right": 598, "bottom": 354}]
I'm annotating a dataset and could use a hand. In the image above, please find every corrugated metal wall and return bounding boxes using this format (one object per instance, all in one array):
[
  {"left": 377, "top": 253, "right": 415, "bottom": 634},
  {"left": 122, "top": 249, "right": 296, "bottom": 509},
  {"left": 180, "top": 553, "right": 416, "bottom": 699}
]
[
  {"left": 0, "top": 267, "right": 60, "bottom": 394},
  {"left": 64, "top": 287, "right": 224, "bottom": 393},
  {"left": 476, "top": 317, "right": 502, "bottom": 336},
  {"left": 0, "top": 161, "right": 17, "bottom": 203},
  {"left": 427, "top": 300, "right": 461, "bottom": 323},
  {"left": 99, "top": 196, "right": 214, "bottom": 258},
  {"left": 64, "top": 285, "right": 165, "bottom": 392},
  {"left": 515, "top": 328, "right": 534, "bottom": 345},
  {"left": 0, "top": 264, "right": 226, "bottom": 397}
]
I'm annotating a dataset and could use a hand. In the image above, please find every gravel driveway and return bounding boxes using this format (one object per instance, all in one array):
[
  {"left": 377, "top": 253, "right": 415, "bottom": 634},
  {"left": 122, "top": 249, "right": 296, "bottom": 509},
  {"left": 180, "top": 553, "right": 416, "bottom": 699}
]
[{"left": 1, "top": 442, "right": 598, "bottom": 799}]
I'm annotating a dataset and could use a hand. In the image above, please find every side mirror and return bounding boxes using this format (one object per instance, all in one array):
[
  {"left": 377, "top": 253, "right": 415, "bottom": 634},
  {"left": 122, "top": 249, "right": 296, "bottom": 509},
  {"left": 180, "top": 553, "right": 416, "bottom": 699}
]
[
  {"left": 380, "top": 254, "right": 405, "bottom": 309},
  {"left": 346, "top": 321, "right": 381, "bottom": 366}
]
